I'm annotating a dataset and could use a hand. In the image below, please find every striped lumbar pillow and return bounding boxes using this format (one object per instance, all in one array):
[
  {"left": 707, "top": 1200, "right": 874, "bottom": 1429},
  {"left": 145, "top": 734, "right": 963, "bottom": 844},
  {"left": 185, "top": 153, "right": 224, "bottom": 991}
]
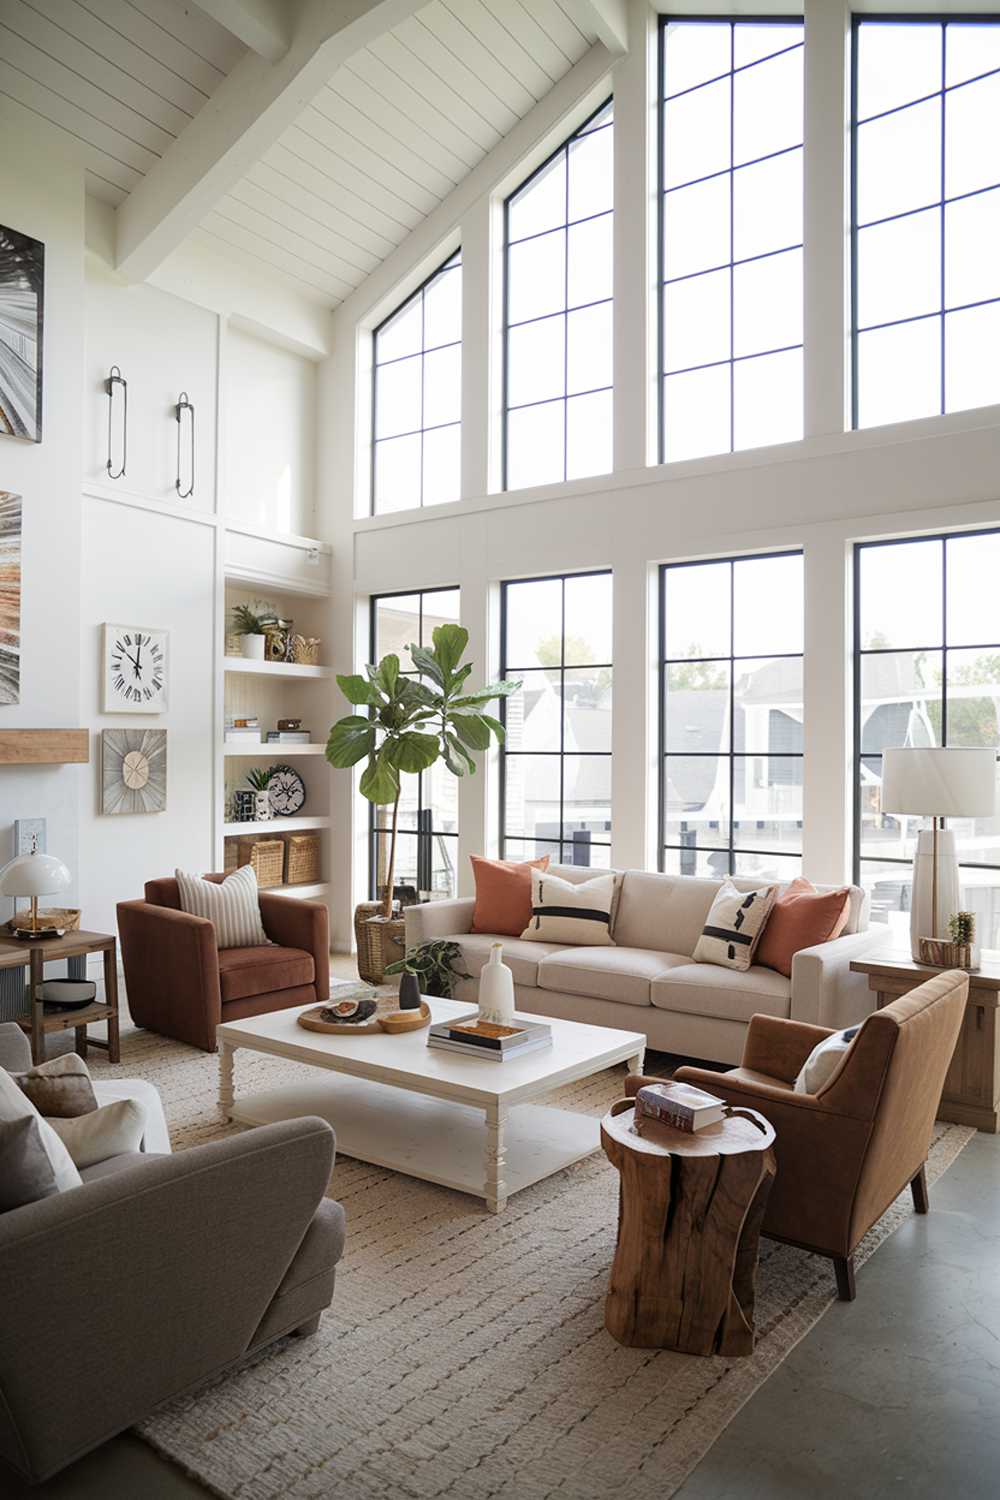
[
  {"left": 692, "top": 879, "right": 777, "bottom": 971},
  {"left": 520, "top": 869, "right": 617, "bottom": 947},
  {"left": 175, "top": 866, "right": 269, "bottom": 949}
]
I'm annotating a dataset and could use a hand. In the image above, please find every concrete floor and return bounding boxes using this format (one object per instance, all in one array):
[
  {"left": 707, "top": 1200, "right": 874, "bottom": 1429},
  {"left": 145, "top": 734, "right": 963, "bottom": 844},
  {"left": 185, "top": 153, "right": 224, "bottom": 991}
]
[{"left": 6, "top": 971, "right": 1000, "bottom": 1498}]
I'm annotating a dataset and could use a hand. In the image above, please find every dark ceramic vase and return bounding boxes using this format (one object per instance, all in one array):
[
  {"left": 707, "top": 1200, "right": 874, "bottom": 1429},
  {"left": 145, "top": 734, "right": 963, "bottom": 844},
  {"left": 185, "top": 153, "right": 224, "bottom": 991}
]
[{"left": 398, "top": 972, "right": 422, "bottom": 1010}]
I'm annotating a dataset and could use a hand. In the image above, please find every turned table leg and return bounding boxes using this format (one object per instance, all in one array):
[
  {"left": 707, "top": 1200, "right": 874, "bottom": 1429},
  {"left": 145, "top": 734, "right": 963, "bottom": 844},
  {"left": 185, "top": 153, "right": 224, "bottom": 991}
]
[
  {"left": 29, "top": 949, "right": 44, "bottom": 1065},
  {"left": 103, "top": 941, "right": 121, "bottom": 1064},
  {"left": 485, "top": 1099, "right": 508, "bottom": 1214},
  {"left": 218, "top": 1040, "right": 236, "bottom": 1120}
]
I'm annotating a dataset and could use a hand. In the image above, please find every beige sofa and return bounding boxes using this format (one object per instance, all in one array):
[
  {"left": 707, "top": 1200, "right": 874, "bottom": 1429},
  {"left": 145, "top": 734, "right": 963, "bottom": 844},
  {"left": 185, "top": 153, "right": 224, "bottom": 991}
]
[{"left": 405, "top": 865, "right": 882, "bottom": 1065}]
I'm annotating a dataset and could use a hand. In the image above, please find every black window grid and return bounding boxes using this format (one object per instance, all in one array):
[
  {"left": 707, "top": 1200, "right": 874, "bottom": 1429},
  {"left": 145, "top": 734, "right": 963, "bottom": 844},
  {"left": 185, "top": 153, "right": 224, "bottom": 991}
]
[
  {"left": 659, "top": 551, "right": 804, "bottom": 876},
  {"left": 657, "top": 16, "right": 804, "bottom": 464},
  {"left": 852, "top": 527, "right": 1000, "bottom": 887},
  {"left": 501, "top": 99, "right": 613, "bottom": 491},
  {"left": 850, "top": 16, "right": 1000, "bottom": 426},
  {"left": 370, "top": 250, "right": 461, "bottom": 515},
  {"left": 499, "top": 570, "right": 613, "bottom": 866},
  {"left": 368, "top": 587, "right": 460, "bottom": 899}
]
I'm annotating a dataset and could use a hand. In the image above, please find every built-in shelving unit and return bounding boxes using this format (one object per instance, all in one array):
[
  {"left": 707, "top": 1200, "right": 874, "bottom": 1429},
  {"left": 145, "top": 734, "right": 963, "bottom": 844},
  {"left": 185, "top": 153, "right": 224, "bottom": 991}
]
[
  {"left": 223, "top": 656, "right": 332, "bottom": 680},
  {"left": 222, "top": 814, "right": 331, "bottom": 837},
  {"left": 223, "top": 742, "right": 326, "bottom": 757}
]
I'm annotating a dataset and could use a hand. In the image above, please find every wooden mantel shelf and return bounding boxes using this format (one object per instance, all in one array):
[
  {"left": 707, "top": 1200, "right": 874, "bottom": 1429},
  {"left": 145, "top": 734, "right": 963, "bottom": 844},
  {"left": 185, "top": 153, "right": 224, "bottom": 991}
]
[{"left": 0, "top": 730, "right": 89, "bottom": 765}]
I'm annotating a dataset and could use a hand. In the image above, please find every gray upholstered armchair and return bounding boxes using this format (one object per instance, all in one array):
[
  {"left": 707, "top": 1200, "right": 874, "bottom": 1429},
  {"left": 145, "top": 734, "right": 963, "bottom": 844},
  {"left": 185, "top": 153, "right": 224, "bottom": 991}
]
[{"left": 0, "top": 1025, "right": 345, "bottom": 1485}]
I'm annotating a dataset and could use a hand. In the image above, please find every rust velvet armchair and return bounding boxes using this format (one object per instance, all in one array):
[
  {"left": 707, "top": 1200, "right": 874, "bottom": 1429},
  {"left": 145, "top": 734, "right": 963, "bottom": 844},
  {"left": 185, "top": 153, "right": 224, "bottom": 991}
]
[
  {"left": 118, "top": 875, "right": 330, "bottom": 1053},
  {"left": 626, "top": 968, "right": 968, "bottom": 1300}
]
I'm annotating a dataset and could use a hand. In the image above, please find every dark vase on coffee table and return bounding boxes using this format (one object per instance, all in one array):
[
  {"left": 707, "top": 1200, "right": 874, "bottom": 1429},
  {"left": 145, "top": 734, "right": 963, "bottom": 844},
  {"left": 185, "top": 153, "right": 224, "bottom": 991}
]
[{"left": 398, "top": 972, "right": 422, "bottom": 1010}]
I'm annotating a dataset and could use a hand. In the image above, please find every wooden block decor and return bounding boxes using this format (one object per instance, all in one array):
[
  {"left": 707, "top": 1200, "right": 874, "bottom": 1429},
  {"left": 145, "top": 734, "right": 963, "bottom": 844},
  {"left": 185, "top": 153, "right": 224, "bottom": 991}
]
[
  {"left": 600, "top": 1102, "right": 776, "bottom": 1355},
  {"left": 0, "top": 729, "right": 89, "bottom": 764}
]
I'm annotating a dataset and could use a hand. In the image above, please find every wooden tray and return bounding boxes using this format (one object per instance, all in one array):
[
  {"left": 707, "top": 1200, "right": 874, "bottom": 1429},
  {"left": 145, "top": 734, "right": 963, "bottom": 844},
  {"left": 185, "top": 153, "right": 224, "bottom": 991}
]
[{"left": 297, "top": 996, "right": 431, "bottom": 1036}]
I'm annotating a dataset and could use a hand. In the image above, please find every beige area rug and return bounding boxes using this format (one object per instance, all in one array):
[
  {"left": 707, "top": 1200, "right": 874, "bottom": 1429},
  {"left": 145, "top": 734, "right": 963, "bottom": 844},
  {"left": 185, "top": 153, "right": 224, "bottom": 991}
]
[{"left": 88, "top": 1024, "right": 973, "bottom": 1500}]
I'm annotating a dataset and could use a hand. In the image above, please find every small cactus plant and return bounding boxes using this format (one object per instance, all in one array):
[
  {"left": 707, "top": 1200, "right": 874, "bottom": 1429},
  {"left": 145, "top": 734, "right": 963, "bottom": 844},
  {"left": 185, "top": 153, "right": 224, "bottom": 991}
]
[{"left": 948, "top": 910, "right": 976, "bottom": 947}]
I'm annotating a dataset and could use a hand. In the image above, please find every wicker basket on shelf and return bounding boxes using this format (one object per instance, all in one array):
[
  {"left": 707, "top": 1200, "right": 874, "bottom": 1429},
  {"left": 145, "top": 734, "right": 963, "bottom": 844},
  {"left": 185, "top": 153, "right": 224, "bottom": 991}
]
[
  {"left": 291, "top": 635, "right": 321, "bottom": 666},
  {"left": 354, "top": 901, "right": 406, "bottom": 984},
  {"left": 286, "top": 832, "right": 321, "bottom": 886},
  {"left": 233, "top": 836, "right": 285, "bottom": 890}
]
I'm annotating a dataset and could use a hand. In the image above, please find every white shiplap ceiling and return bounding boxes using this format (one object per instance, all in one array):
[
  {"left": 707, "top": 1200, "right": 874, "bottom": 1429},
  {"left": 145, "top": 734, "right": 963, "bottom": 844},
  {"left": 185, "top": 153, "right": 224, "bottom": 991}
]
[{"left": 0, "top": 0, "right": 604, "bottom": 308}]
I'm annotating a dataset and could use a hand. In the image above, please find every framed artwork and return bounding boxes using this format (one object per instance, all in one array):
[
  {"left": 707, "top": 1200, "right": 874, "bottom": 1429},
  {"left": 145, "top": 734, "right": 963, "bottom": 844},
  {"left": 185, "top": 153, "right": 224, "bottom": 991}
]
[
  {"left": 0, "top": 225, "right": 44, "bottom": 443},
  {"left": 101, "top": 729, "right": 167, "bottom": 815},
  {"left": 102, "top": 623, "right": 168, "bottom": 712},
  {"left": 0, "top": 491, "right": 21, "bottom": 705}
]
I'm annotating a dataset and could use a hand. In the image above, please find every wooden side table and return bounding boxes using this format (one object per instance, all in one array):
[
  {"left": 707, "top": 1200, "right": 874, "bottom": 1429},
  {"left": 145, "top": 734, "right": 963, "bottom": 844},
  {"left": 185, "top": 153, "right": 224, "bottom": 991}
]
[
  {"left": 0, "top": 931, "right": 120, "bottom": 1067},
  {"left": 600, "top": 1101, "right": 776, "bottom": 1355},
  {"left": 851, "top": 953, "right": 1000, "bottom": 1133}
]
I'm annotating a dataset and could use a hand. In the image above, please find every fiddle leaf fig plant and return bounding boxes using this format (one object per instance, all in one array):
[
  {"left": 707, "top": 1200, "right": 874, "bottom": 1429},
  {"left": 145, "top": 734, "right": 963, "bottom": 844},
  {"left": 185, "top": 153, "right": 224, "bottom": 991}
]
[{"left": 326, "top": 624, "right": 520, "bottom": 919}]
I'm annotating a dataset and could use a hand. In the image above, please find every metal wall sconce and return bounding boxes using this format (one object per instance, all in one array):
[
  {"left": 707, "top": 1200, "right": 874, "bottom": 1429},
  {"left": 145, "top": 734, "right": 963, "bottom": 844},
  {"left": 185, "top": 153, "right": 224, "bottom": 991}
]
[
  {"left": 105, "top": 365, "right": 127, "bottom": 480},
  {"left": 175, "top": 390, "right": 195, "bottom": 498}
]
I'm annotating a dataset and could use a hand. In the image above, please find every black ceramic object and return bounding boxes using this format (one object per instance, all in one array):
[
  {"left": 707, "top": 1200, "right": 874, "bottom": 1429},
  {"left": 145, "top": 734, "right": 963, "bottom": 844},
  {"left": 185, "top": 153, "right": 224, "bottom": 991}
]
[{"left": 398, "top": 972, "right": 422, "bottom": 1010}]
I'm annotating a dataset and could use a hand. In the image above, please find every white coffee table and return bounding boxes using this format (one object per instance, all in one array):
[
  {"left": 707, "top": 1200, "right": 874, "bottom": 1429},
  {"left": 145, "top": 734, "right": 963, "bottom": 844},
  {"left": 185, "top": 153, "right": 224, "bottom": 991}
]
[{"left": 217, "top": 999, "right": 645, "bottom": 1213}]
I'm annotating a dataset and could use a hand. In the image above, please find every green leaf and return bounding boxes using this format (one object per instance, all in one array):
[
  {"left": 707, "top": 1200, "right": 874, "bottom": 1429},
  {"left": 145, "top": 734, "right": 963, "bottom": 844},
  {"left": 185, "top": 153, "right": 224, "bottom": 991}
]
[
  {"left": 450, "top": 678, "right": 521, "bottom": 708},
  {"left": 359, "top": 752, "right": 400, "bottom": 805},
  {"left": 384, "top": 732, "right": 440, "bottom": 773},
  {"left": 410, "top": 643, "right": 445, "bottom": 687},
  {"left": 397, "top": 677, "right": 438, "bottom": 709},
  {"left": 336, "top": 673, "right": 377, "bottom": 706},
  {"left": 479, "top": 713, "right": 505, "bottom": 744},
  {"left": 432, "top": 623, "right": 469, "bottom": 677},
  {"left": 450, "top": 713, "right": 491, "bottom": 751},
  {"left": 375, "top": 653, "right": 400, "bottom": 697},
  {"left": 445, "top": 732, "right": 475, "bottom": 774},
  {"left": 325, "top": 718, "right": 375, "bottom": 768}
]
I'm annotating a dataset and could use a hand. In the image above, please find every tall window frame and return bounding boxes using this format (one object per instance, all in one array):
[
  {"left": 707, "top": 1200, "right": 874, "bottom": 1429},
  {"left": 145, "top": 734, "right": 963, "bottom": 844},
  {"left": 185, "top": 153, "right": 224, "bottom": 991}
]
[
  {"left": 851, "top": 15, "right": 1000, "bottom": 428},
  {"left": 502, "top": 98, "right": 614, "bottom": 492},
  {"left": 659, "top": 551, "right": 805, "bottom": 879},
  {"left": 370, "top": 250, "right": 462, "bottom": 516},
  {"left": 852, "top": 530, "right": 1000, "bottom": 938},
  {"left": 499, "top": 569, "right": 613, "bottom": 867},
  {"left": 368, "top": 586, "right": 461, "bottom": 899},
  {"left": 657, "top": 16, "right": 805, "bottom": 464}
]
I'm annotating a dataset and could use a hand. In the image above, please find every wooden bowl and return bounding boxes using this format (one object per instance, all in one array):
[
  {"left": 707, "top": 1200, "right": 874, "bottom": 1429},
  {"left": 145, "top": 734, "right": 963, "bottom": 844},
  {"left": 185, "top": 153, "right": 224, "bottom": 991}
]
[{"left": 297, "top": 997, "right": 431, "bottom": 1036}]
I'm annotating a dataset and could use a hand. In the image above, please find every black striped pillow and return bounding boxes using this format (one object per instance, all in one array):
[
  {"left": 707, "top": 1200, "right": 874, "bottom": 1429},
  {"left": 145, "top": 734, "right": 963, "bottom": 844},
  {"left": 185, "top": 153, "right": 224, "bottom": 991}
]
[
  {"left": 520, "top": 870, "right": 617, "bottom": 946},
  {"left": 692, "top": 880, "right": 777, "bottom": 971}
]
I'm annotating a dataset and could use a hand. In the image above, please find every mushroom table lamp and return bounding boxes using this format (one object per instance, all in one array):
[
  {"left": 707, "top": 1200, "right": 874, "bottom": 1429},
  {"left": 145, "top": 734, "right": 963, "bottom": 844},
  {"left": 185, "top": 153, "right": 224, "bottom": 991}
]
[
  {"left": 0, "top": 840, "right": 72, "bottom": 939},
  {"left": 881, "top": 747, "right": 997, "bottom": 962}
]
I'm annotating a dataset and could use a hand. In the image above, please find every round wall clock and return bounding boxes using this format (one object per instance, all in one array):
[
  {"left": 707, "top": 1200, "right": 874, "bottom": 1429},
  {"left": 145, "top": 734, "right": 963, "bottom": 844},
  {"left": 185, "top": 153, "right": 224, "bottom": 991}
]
[
  {"left": 268, "top": 764, "right": 306, "bottom": 817},
  {"left": 103, "top": 623, "right": 168, "bottom": 713}
]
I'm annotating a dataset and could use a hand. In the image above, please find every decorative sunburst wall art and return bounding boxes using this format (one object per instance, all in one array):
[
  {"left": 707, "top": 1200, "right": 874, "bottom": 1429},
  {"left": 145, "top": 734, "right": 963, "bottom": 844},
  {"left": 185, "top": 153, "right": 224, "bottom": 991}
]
[
  {"left": 0, "top": 491, "right": 21, "bottom": 705},
  {"left": 0, "top": 225, "right": 44, "bottom": 443},
  {"left": 101, "top": 728, "right": 167, "bottom": 815}
]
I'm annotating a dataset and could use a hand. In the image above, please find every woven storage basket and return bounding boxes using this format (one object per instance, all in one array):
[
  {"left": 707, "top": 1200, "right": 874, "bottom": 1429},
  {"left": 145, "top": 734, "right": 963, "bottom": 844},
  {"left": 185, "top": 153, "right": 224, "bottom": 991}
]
[
  {"left": 291, "top": 635, "right": 321, "bottom": 666},
  {"left": 286, "top": 832, "right": 321, "bottom": 885},
  {"left": 235, "top": 836, "right": 285, "bottom": 890},
  {"left": 354, "top": 902, "right": 406, "bottom": 984}
]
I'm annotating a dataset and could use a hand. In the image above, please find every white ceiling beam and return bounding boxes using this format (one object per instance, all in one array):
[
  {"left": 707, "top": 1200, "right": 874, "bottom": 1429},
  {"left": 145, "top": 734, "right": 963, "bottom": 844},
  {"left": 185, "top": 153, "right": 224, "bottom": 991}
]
[
  {"left": 559, "top": 0, "right": 628, "bottom": 55},
  {"left": 115, "top": 0, "right": 427, "bottom": 283},
  {"left": 190, "top": 0, "right": 290, "bottom": 63}
]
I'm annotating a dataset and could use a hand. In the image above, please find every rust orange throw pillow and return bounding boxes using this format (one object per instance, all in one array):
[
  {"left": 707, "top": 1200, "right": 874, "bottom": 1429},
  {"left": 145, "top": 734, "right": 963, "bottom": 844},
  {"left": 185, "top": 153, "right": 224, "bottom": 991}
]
[
  {"left": 756, "top": 877, "right": 851, "bottom": 978},
  {"left": 470, "top": 855, "right": 550, "bottom": 937}
]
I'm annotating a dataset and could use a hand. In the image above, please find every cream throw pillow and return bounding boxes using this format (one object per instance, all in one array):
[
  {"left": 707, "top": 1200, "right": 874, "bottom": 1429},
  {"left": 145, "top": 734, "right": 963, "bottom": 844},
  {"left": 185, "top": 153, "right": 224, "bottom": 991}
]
[
  {"left": 794, "top": 1025, "right": 860, "bottom": 1094},
  {"left": 48, "top": 1098, "right": 146, "bottom": 1169},
  {"left": 692, "top": 879, "right": 777, "bottom": 971},
  {"left": 0, "top": 1067, "right": 82, "bottom": 1196},
  {"left": 520, "top": 870, "right": 617, "bottom": 946},
  {"left": 176, "top": 865, "right": 269, "bottom": 949}
]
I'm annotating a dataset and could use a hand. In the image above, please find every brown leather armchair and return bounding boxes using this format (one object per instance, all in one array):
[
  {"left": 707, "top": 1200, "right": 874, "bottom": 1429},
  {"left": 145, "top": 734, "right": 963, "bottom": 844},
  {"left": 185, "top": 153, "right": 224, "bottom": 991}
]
[
  {"left": 118, "top": 875, "right": 330, "bottom": 1053},
  {"left": 627, "top": 968, "right": 968, "bottom": 1300}
]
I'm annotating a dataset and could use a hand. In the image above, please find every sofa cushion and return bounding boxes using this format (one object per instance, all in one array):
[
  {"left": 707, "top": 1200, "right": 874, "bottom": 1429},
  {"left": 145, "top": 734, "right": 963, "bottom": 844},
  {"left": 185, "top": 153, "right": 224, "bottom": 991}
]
[
  {"left": 218, "top": 945, "right": 314, "bottom": 1002},
  {"left": 538, "top": 947, "right": 690, "bottom": 1007},
  {"left": 651, "top": 963, "right": 791, "bottom": 1023},
  {"left": 48, "top": 1098, "right": 146, "bottom": 1170},
  {"left": 470, "top": 855, "right": 549, "bottom": 936},
  {"left": 692, "top": 880, "right": 777, "bottom": 971},
  {"left": 756, "top": 878, "right": 851, "bottom": 977},
  {"left": 176, "top": 865, "right": 269, "bottom": 949},
  {"left": 458, "top": 933, "right": 566, "bottom": 988},
  {"left": 522, "top": 870, "right": 617, "bottom": 946},
  {"left": 612, "top": 872, "right": 725, "bottom": 954}
]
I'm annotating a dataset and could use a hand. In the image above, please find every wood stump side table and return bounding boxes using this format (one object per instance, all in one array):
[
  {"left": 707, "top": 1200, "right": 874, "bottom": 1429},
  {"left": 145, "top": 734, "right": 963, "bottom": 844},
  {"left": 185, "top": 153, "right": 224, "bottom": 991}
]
[{"left": 600, "top": 1101, "right": 776, "bottom": 1355}]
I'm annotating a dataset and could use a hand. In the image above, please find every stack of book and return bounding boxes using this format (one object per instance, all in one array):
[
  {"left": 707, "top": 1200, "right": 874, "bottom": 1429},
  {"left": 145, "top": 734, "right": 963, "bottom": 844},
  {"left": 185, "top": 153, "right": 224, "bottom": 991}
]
[
  {"left": 633, "top": 1081, "right": 726, "bottom": 1135},
  {"left": 427, "top": 1017, "right": 552, "bottom": 1060},
  {"left": 266, "top": 729, "right": 311, "bottom": 744},
  {"left": 225, "top": 717, "right": 262, "bottom": 745}
]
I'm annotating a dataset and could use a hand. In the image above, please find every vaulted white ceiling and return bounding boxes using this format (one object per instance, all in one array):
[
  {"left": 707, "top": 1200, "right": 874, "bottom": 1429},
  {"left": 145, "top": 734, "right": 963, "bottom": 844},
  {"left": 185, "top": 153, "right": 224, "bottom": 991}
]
[{"left": 0, "top": 0, "right": 621, "bottom": 309}]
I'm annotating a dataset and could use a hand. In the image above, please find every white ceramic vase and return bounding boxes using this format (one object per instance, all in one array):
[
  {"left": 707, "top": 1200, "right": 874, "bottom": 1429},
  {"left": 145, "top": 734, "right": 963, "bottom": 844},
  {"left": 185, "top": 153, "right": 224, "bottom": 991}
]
[
  {"left": 241, "top": 633, "right": 266, "bottom": 660},
  {"left": 478, "top": 942, "right": 515, "bottom": 1025},
  {"left": 254, "top": 789, "right": 272, "bottom": 822},
  {"left": 909, "top": 827, "right": 960, "bottom": 962}
]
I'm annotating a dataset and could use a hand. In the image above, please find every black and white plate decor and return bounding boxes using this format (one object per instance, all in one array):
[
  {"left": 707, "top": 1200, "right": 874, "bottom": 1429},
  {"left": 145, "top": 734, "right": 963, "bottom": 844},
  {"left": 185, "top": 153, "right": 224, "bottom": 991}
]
[
  {"left": 101, "top": 728, "right": 167, "bottom": 814},
  {"left": 102, "top": 623, "right": 168, "bottom": 712},
  {"left": 268, "top": 764, "right": 306, "bottom": 817}
]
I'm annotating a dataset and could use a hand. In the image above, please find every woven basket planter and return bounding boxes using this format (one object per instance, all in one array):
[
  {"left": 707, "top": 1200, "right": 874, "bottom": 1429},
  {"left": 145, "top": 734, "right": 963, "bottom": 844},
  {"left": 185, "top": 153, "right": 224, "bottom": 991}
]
[{"left": 354, "top": 902, "right": 406, "bottom": 984}]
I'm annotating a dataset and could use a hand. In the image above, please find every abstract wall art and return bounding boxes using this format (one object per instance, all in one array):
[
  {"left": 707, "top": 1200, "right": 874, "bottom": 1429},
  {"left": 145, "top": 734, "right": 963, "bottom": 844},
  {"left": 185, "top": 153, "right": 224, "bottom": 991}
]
[
  {"left": 0, "top": 225, "right": 44, "bottom": 443},
  {"left": 0, "top": 492, "right": 21, "bottom": 705},
  {"left": 101, "top": 728, "right": 167, "bottom": 814}
]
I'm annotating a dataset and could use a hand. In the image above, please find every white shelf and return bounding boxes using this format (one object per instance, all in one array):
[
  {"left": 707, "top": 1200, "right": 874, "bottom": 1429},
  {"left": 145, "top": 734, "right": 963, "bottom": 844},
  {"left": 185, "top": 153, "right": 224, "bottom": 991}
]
[
  {"left": 266, "top": 881, "right": 329, "bottom": 900},
  {"left": 224, "top": 656, "right": 331, "bottom": 680},
  {"left": 223, "top": 742, "right": 325, "bottom": 756},
  {"left": 223, "top": 815, "right": 331, "bottom": 837}
]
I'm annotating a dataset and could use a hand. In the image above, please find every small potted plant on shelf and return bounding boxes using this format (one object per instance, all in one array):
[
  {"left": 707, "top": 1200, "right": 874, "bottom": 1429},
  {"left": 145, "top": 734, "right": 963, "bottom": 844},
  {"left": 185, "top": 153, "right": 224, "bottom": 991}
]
[
  {"left": 326, "top": 624, "right": 519, "bottom": 983},
  {"left": 947, "top": 910, "right": 977, "bottom": 970},
  {"left": 229, "top": 601, "right": 277, "bottom": 661}
]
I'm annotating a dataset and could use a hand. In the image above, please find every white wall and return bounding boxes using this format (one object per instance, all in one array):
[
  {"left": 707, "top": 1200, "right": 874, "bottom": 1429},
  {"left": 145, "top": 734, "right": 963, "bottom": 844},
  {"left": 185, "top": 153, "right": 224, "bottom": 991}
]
[{"left": 225, "top": 326, "right": 317, "bottom": 537}]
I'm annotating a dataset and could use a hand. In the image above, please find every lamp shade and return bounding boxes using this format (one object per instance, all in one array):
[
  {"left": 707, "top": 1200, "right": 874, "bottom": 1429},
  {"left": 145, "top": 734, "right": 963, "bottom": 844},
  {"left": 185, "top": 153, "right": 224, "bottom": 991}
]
[
  {"left": 0, "top": 850, "right": 71, "bottom": 899},
  {"left": 881, "top": 747, "right": 997, "bottom": 817}
]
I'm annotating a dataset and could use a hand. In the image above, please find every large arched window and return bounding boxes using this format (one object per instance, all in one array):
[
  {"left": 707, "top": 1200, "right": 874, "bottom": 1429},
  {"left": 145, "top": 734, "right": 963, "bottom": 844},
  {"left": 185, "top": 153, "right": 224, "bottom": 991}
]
[{"left": 503, "top": 100, "right": 613, "bottom": 490}]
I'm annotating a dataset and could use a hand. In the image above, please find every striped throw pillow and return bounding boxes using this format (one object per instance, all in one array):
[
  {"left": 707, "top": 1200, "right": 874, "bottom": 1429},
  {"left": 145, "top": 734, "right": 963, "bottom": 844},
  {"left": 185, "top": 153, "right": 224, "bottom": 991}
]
[
  {"left": 692, "top": 880, "right": 776, "bottom": 971},
  {"left": 175, "top": 866, "right": 269, "bottom": 949},
  {"left": 520, "top": 870, "right": 617, "bottom": 946}
]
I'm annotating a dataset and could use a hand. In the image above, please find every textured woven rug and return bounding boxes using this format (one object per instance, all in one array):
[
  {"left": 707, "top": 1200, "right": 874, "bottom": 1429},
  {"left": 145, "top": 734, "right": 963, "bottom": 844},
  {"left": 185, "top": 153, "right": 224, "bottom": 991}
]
[{"left": 88, "top": 1022, "right": 973, "bottom": 1500}]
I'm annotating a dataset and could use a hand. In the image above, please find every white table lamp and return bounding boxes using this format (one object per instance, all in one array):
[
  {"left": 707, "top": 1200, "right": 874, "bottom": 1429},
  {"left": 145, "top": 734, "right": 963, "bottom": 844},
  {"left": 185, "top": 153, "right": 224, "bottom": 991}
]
[
  {"left": 881, "top": 747, "right": 997, "bottom": 961},
  {"left": 0, "top": 840, "right": 72, "bottom": 939}
]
